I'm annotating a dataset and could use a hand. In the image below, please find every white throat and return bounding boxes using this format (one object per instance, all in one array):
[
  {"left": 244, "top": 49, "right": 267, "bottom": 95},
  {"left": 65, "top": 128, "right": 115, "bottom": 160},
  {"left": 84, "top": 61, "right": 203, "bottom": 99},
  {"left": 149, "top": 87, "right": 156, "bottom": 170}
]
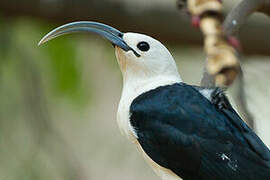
[
  {"left": 113, "top": 32, "right": 184, "bottom": 180},
  {"left": 114, "top": 36, "right": 183, "bottom": 140}
]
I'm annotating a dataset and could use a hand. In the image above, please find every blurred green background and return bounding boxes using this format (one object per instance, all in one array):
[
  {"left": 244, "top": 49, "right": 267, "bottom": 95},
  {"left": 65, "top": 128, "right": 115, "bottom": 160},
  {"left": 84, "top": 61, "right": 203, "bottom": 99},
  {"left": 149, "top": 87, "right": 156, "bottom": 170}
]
[{"left": 0, "top": 0, "right": 270, "bottom": 180}]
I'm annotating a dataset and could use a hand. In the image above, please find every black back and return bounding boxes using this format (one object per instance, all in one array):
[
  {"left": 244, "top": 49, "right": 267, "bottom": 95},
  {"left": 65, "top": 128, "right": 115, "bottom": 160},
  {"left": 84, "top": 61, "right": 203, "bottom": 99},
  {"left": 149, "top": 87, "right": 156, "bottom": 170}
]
[{"left": 130, "top": 83, "right": 270, "bottom": 180}]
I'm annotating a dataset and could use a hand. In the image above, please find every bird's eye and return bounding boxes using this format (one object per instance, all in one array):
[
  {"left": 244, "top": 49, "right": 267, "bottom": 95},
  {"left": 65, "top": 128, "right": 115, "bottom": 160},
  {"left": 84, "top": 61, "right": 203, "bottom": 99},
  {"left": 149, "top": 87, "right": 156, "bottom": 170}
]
[{"left": 137, "top": 41, "right": 150, "bottom": 52}]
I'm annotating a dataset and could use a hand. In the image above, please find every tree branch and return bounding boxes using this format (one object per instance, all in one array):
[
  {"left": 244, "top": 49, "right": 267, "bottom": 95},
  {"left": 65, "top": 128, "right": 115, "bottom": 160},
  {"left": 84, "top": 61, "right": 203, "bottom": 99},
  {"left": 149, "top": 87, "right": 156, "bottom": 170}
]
[
  {"left": 224, "top": 0, "right": 265, "bottom": 36},
  {"left": 201, "top": 66, "right": 215, "bottom": 87},
  {"left": 177, "top": 0, "right": 257, "bottom": 129},
  {"left": 222, "top": 0, "right": 270, "bottom": 130},
  {"left": 178, "top": 0, "right": 241, "bottom": 87}
]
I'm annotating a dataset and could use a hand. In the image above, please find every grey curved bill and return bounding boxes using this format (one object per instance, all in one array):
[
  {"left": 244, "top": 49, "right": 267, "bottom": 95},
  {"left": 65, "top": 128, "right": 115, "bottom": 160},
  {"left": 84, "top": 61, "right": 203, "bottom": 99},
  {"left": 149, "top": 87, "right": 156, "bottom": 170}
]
[{"left": 38, "top": 21, "right": 132, "bottom": 52}]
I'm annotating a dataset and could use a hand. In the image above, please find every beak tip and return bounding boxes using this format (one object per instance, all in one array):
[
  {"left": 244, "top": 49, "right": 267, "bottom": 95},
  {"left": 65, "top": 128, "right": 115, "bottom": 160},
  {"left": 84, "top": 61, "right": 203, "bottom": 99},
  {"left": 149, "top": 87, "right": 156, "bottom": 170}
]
[{"left": 38, "top": 37, "right": 48, "bottom": 46}]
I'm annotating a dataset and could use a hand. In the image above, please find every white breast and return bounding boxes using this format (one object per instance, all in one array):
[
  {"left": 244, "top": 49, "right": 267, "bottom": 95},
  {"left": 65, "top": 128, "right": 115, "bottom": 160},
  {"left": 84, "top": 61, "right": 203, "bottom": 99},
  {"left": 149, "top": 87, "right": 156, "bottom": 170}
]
[
  {"left": 117, "top": 98, "right": 182, "bottom": 180},
  {"left": 116, "top": 76, "right": 183, "bottom": 180}
]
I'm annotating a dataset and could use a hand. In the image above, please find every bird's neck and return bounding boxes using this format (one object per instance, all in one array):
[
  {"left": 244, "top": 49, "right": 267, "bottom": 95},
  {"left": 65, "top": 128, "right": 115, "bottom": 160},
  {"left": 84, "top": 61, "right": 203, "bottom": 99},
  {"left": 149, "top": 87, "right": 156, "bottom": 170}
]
[{"left": 122, "top": 75, "right": 182, "bottom": 101}]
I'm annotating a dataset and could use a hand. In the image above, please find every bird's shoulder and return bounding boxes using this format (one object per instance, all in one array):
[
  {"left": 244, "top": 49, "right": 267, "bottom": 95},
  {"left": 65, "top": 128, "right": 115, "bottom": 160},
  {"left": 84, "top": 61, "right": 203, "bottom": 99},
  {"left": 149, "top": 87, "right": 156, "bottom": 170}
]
[{"left": 130, "top": 83, "right": 231, "bottom": 136}]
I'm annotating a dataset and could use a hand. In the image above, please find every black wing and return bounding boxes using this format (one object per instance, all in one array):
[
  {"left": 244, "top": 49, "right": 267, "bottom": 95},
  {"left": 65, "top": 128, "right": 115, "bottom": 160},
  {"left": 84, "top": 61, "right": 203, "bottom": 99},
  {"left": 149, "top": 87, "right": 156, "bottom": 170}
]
[{"left": 130, "top": 83, "right": 270, "bottom": 180}]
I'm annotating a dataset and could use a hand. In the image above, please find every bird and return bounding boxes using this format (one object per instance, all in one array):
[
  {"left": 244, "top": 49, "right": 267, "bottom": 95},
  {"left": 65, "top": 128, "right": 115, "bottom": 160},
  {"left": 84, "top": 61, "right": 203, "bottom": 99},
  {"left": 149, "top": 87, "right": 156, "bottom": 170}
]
[{"left": 39, "top": 21, "right": 270, "bottom": 180}]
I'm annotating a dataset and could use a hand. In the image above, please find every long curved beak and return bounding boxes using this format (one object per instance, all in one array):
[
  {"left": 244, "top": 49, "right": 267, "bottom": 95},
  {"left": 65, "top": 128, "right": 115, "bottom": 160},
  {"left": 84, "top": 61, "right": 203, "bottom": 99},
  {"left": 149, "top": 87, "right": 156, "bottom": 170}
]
[{"left": 38, "top": 21, "right": 138, "bottom": 55}]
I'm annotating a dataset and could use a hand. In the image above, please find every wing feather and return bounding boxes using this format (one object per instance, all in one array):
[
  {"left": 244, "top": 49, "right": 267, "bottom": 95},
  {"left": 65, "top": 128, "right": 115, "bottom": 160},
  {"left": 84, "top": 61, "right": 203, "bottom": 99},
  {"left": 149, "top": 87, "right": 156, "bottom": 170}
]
[{"left": 130, "top": 83, "right": 270, "bottom": 180}]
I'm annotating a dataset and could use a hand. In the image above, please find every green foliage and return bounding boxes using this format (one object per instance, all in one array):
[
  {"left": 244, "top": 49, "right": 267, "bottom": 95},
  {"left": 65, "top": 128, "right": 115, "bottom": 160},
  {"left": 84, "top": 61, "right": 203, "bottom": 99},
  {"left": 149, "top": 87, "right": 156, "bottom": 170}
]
[
  {"left": 43, "top": 36, "right": 86, "bottom": 103},
  {"left": 0, "top": 17, "right": 90, "bottom": 179},
  {"left": 1, "top": 18, "right": 89, "bottom": 105}
]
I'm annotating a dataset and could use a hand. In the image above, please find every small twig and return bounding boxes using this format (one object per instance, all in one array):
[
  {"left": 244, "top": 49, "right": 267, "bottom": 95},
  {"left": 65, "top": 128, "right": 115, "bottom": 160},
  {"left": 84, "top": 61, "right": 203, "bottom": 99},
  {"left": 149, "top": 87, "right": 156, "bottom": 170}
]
[{"left": 201, "top": 66, "right": 215, "bottom": 87}]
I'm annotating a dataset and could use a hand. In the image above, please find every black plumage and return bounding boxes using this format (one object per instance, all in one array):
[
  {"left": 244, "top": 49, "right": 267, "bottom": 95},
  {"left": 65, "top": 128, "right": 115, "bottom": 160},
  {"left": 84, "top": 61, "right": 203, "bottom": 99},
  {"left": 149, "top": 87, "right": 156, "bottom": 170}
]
[{"left": 130, "top": 83, "right": 270, "bottom": 180}]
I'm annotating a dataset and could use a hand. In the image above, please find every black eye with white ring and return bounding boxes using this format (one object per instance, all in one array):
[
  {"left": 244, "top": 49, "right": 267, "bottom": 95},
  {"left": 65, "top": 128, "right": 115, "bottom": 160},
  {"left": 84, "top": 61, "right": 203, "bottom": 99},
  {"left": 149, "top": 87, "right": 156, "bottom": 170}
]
[{"left": 137, "top": 41, "right": 150, "bottom": 52}]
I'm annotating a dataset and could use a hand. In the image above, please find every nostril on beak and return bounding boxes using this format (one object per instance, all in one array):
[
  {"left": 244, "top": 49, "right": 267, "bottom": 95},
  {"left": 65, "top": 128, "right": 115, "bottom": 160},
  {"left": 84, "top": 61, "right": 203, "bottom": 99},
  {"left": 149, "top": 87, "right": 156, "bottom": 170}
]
[
  {"left": 118, "top": 33, "right": 124, "bottom": 38},
  {"left": 111, "top": 32, "right": 123, "bottom": 48}
]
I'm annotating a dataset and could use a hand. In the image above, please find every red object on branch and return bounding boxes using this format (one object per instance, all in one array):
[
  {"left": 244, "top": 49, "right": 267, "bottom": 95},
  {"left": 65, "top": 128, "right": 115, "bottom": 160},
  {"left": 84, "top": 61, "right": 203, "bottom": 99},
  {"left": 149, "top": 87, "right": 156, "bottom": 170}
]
[
  {"left": 191, "top": 16, "right": 200, "bottom": 28},
  {"left": 227, "top": 36, "right": 242, "bottom": 51}
]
